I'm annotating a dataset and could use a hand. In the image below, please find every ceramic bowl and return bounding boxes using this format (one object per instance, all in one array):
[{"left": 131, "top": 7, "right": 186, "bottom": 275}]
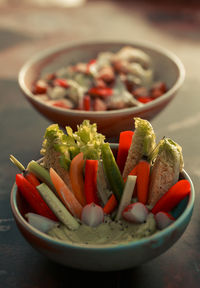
[
  {"left": 18, "top": 41, "right": 185, "bottom": 138},
  {"left": 10, "top": 144, "right": 194, "bottom": 271}
]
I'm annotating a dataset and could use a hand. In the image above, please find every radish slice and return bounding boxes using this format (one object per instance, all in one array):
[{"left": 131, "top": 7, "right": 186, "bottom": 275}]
[
  {"left": 25, "top": 213, "right": 59, "bottom": 233},
  {"left": 116, "top": 175, "right": 137, "bottom": 220},
  {"left": 81, "top": 203, "right": 104, "bottom": 227},
  {"left": 122, "top": 202, "right": 149, "bottom": 223},
  {"left": 155, "top": 211, "right": 175, "bottom": 230}
]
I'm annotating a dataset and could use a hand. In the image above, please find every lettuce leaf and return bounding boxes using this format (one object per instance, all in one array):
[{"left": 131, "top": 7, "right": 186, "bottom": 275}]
[
  {"left": 134, "top": 117, "right": 156, "bottom": 158},
  {"left": 41, "top": 120, "right": 105, "bottom": 170},
  {"left": 150, "top": 137, "right": 184, "bottom": 171}
]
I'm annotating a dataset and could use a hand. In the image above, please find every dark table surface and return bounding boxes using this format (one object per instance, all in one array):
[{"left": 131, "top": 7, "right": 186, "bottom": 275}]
[{"left": 1, "top": 1, "right": 200, "bottom": 287}]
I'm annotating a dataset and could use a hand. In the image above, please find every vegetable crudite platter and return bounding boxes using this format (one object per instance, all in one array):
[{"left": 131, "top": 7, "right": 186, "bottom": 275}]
[
  {"left": 10, "top": 118, "right": 194, "bottom": 271},
  {"left": 18, "top": 41, "right": 185, "bottom": 137}
]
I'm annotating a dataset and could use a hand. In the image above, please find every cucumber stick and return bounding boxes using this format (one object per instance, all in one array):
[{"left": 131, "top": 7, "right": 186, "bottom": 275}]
[
  {"left": 101, "top": 143, "right": 124, "bottom": 201},
  {"left": 27, "top": 160, "right": 56, "bottom": 193},
  {"left": 37, "top": 183, "right": 79, "bottom": 231},
  {"left": 116, "top": 175, "right": 137, "bottom": 220}
]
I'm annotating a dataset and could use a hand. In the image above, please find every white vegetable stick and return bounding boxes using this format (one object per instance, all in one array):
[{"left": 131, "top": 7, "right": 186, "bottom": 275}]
[
  {"left": 37, "top": 183, "right": 79, "bottom": 231},
  {"left": 116, "top": 175, "right": 137, "bottom": 220}
]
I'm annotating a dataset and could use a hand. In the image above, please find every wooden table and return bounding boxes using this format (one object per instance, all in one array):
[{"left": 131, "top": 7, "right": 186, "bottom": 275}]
[{"left": 1, "top": 1, "right": 200, "bottom": 287}]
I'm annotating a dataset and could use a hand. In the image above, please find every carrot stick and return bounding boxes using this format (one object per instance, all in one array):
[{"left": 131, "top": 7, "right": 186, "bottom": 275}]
[
  {"left": 16, "top": 174, "right": 57, "bottom": 221},
  {"left": 84, "top": 160, "right": 99, "bottom": 204},
  {"left": 103, "top": 194, "right": 118, "bottom": 214},
  {"left": 123, "top": 164, "right": 137, "bottom": 182},
  {"left": 151, "top": 180, "right": 191, "bottom": 214},
  {"left": 50, "top": 168, "right": 83, "bottom": 219},
  {"left": 136, "top": 159, "right": 150, "bottom": 204},
  {"left": 69, "top": 152, "right": 86, "bottom": 206},
  {"left": 117, "top": 131, "right": 134, "bottom": 173}
]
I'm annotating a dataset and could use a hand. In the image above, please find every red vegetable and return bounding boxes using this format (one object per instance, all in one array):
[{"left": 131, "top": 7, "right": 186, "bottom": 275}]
[
  {"left": 53, "top": 78, "right": 69, "bottom": 88},
  {"left": 117, "top": 131, "right": 134, "bottom": 173},
  {"left": 83, "top": 95, "right": 91, "bottom": 111},
  {"left": 52, "top": 101, "right": 69, "bottom": 109},
  {"left": 103, "top": 194, "right": 118, "bottom": 214},
  {"left": 137, "top": 97, "right": 153, "bottom": 103},
  {"left": 25, "top": 172, "right": 40, "bottom": 187},
  {"left": 88, "top": 87, "right": 113, "bottom": 98},
  {"left": 136, "top": 159, "right": 150, "bottom": 204},
  {"left": 16, "top": 174, "right": 57, "bottom": 221},
  {"left": 151, "top": 180, "right": 191, "bottom": 214},
  {"left": 84, "top": 160, "right": 99, "bottom": 204},
  {"left": 33, "top": 80, "right": 47, "bottom": 94},
  {"left": 86, "top": 59, "right": 96, "bottom": 74}
]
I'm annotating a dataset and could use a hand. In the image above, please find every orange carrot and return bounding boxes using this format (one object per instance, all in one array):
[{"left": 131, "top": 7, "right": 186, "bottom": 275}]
[
  {"left": 69, "top": 152, "right": 86, "bottom": 206},
  {"left": 151, "top": 180, "right": 191, "bottom": 214},
  {"left": 117, "top": 131, "right": 134, "bottom": 173},
  {"left": 103, "top": 194, "right": 118, "bottom": 214},
  {"left": 123, "top": 165, "right": 137, "bottom": 182},
  {"left": 50, "top": 168, "right": 83, "bottom": 219},
  {"left": 136, "top": 160, "right": 150, "bottom": 204}
]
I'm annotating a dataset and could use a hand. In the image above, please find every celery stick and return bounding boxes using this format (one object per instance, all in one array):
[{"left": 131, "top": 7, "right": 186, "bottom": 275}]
[
  {"left": 37, "top": 183, "right": 79, "bottom": 231},
  {"left": 27, "top": 160, "right": 56, "bottom": 192},
  {"left": 116, "top": 175, "right": 137, "bottom": 220}
]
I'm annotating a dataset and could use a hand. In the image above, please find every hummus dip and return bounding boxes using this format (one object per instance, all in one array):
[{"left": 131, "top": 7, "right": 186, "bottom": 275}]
[{"left": 47, "top": 213, "right": 157, "bottom": 246}]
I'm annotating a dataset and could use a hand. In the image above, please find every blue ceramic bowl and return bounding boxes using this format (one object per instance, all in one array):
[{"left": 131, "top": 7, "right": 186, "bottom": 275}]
[{"left": 10, "top": 145, "right": 194, "bottom": 271}]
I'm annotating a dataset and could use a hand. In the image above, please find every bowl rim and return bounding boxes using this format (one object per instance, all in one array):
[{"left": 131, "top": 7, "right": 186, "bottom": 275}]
[
  {"left": 18, "top": 40, "right": 185, "bottom": 118},
  {"left": 10, "top": 158, "right": 195, "bottom": 252}
]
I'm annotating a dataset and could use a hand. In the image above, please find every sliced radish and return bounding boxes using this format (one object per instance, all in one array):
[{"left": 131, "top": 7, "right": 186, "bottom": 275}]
[
  {"left": 122, "top": 202, "right": 149, "bottom": 224},
  {"left": 25, "top": 213, "right": 59, "bottom": 233},
  {"left": 155, "top": 211, "right": 175, "bottom": 230},
  {"left": 81, "top": 203, "right": 104, "bottom": 227}
]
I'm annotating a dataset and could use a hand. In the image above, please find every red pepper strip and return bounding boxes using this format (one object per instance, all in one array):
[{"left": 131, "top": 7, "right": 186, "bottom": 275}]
[
  {"left": 136, "top": 160, "right": 150, "bottom": 204},
  {"left": 53, "top": 78, "right": 69, "bottom": 88},
  {"left": 25, "top": 172, "right": 40, "bottom": 187},
  {"left": 84, "top": 160, "right": 99, "bottom": 204},
  {"left": 83, "top": 95, "right": 91, "bottom": 111},
  {"left": 103, "top": 194, "right": 118, "bottom": 214},
  {"left": 88, "top": 87, "right": 113, "bottom": 99},
  {"left": 52, "top": 101, "right": 69, "bottom": 109},
  {"left": 151, "top": 180, "right": 191, "bottom": 215},
  {"left": 86, "top": 59, "right": 96, "bottom": 74},
  {"left": 117, "top": 131, "right": 134, "bottom": 173},
  {"left": 137, "top": 97, "right": 153, "bottom": 103},
  {"left": 16, "top": 174, "right": 58, "bottom": 221}
]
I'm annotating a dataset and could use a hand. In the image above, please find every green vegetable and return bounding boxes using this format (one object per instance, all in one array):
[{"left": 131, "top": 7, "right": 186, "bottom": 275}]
[
  {"left": 27, "top": 160, "right": 56, "bottom": 193},
  {"left": 101, "top": 143, "right": 124, "bottom": 201},
  {"left": 37, "top": 183, "right": 79, "bottom": 231},
  {"left": 41, "top": 120, "right": 105, "bottom": 171},
  {"left": 150, "top": 137, "right": 184, "bottom": 170},
  {"left": 134, "top": 117, "right": 156, "bottom": 158}
]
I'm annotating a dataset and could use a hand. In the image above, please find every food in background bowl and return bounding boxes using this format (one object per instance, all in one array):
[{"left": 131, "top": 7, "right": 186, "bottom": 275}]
[
  {"left": 32, "top": 46, "right": 167, "bottom": 111},
  {"left": 10, "top": 118, "right": 191, "bottom": 247},
  {"left": 18, "top": 41, "right": 185, "bottom": 137}
]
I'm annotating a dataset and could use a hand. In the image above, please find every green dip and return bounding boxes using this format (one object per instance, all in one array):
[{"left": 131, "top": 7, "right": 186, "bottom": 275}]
[{"left": 47, "top": 213, "right": 157, "bottom": 246}]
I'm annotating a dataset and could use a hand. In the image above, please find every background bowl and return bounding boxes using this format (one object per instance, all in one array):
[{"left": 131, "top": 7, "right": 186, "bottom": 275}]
[
  {"left": 18, "top": 41, "right": 185, "bottom": 138},
  {"left": 10, "top": 145, "right": 194, "bottom": 272}
]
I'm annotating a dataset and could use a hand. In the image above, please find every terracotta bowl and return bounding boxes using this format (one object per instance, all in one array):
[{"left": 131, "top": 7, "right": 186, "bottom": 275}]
[
  {"left": 18, "top": 41, "right": 185, "bottom": 138},
  {"left": 10, "top": 144, "right": 194, "bottom": 271}
]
